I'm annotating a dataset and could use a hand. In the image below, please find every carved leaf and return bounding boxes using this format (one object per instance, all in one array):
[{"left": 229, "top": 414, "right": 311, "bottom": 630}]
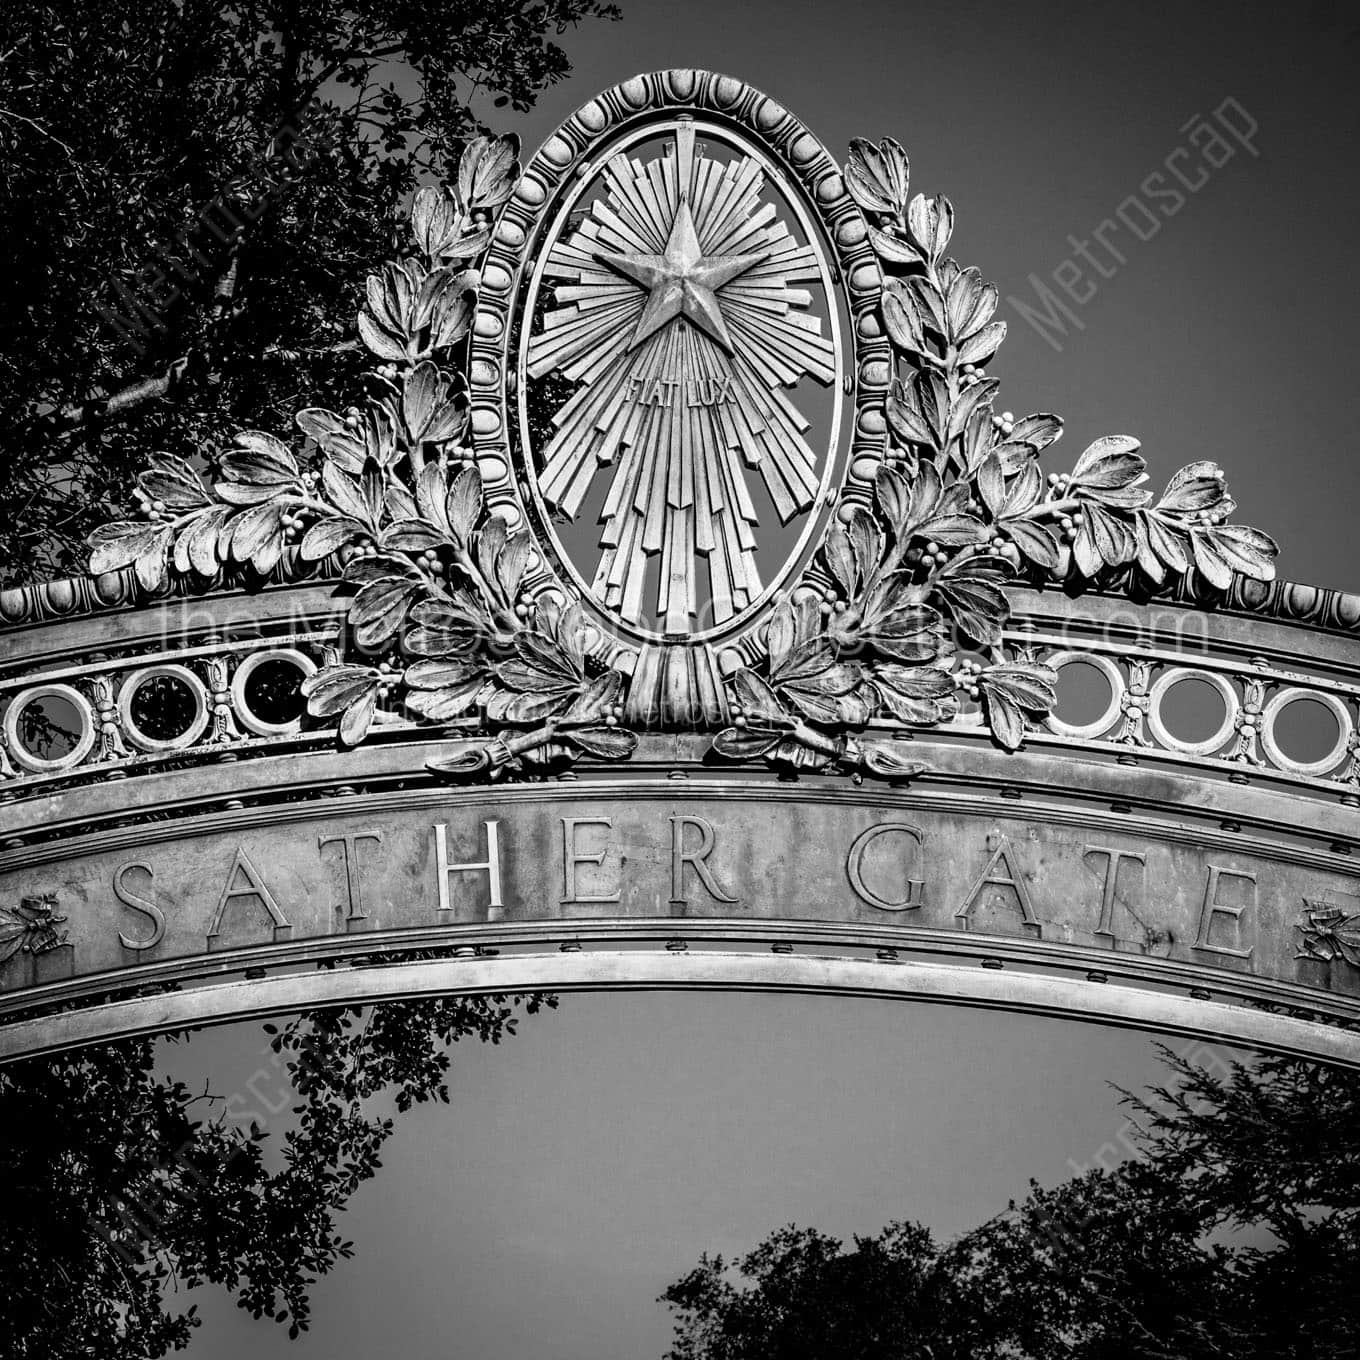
[
  {"left": 1075, "top": 502, "right": 1138, "bottom": 573},
  {"left": 977, "top": 453, "right": 1007, "bottom": 518},
  {"left": 882, "top": 281, "right": 927, "bottom": 356},
  {"left": 712, "top": 726, "right": 783, "bottom": 760},
  {"left": 1069, "top": 435, "right": 1146, "bottom": 497},
  {"left": 895, "top": 278, "right": 938, "bottom": 336},
  {"left": 845, "top": 136, "right": 910, "bottom": 215},
  {"left": 1156, "top": 461, "right": 1225, "bottom": 514},
  {"left": 955, "top": 321, "right": 1006, "bottom": 367},
  {"left": 1002, "top": 518, "right": 1061, "bottom": 570},
  {"left": 215, "top": 480, "right": 282, "bottom": 507},
  {"left": 516, "top": 626, "right": 580, "bottom": 682},
  {"left": 89, "top": 521, "right": 170, "bottom": 578},
  {"left": 222, "top": 431, "right": 299, "bottom": 486},
  {"left": 412, "top": 464, "right": 452, "bottom": 540},
  {"left": 494, "top": 531, "right": 532, "bottom": 603},
  {"left": 140, "top": 455, "right": 209, "bottom": 510},
  {"left": 873, "top": 465, "right": 911, "bottom": 531},
  {"left": 296, "top": 408, "right": 366, "bottom": 472},
  {"left": 1199, "top": 523, "right": 1277, "bottom": 581},
  {"left": 907, "top": 193, "right": 953, "bottom": 261},
  {"left": 405, "top": 593, "right": 490, "bottom": 656},
  {"left": 411, "top": 185, "right": 455, "bottom": 256},
  {"left": 339, "top": 690, "right": 378, "bottom": 746},
  {"left": 406, "top": 659, "right": 480, "bottom": 689},
  {"left": 1007, "top": 413, "right": 1063, "bottom": 452},
  {"left": 379, "top": 519, "right": 443, "bottom": 552},
  {"left": 873, "top": 664, "right": 957, "bottom": 724},
  {"left": 342, "top": 552, "right": 422, "bottom": 585},
  {"left": 732, "top": 668, "right": 789, "bottom": 725},
  {"left": 446, "top": 466, "right": 483, "bottom": 548},
  {"left": 867, "top": 226, "right": 923, "bottom": 266},
  {"left": 823, "top": 521, "right": 860, "bottom": 599},
  {"left": 948, "top": 378, "right": 999, "bottom": 446},
  {"left": 173, "top": 504, "right": 231, "bottom": 576},
  {"left": 221, "top": 502, "right": 284, "bottom": 574},
  {"left": 350, "top": 577, "right": 425, "bottom": 648},
  {"left": 300, "top": 516, "right": 365, "bottom": 561},
  {"left": 887, "top": 376, "right": 935, "bottom": 446},
  {"left": 475, "top": 516, "right": 509, "bottom": 595},
  {"left": 959, "top": 403, "right": 994, "bottom": 474},
  {"left": 405, "top": 676, "right": 485, "bottom": 721},
  {"left": 568, "top": 727, "right": 638, "bottom": 760},
  {"left": 485, "top": 687, "right": 569, "bottom": 724},
  {"left": 457, "top": 134, "right": 521, "bottom": 211},
  {"left": 415, "top": 267, "right": 477, "bottom": 355},
  {"left": 320, "top": 464, "right": 373, "bottom": 530},
  {"left": 302, "top": 664, "right": 381, "bottom": 717},
  {"left": 978, "top": 662, "right": 1058, "bottom": 751},
  {"left": 946, "top": 267, "right": 998, "bottom": 341},
  {"left": 496, "top": 658, "right": 574, "bottom": 700},
  {"left": 764, "top": 597, "right": 798, "bottom": 670},
  {"left": 917, "top": 510, "right": 986, "bottom": 548},
  {"left": 561, "top": 670, "right": 622, "bottom": 725},
  {"left": 402, "top": 361, "right": 468, "bottom": 445},
  {"left": 932, "top": 558, "right": 1010, "bottom": 645},
  {"left": 999, "top": 461, "right": 1043, "bottom": 519},
  {"left": 859, "top": 742, "right": 927, "bottom": 780}
]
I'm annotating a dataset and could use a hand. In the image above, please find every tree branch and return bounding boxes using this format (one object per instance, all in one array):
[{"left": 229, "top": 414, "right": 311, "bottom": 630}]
[
  {"left": 0, "top": 106, "right": 75, "bottom": 158},
  {"left": 262, "top": 339, "right": 360, "bottom": 361},
  {"left": 52, "top": 356, "right": 192, "bottom": 437}
]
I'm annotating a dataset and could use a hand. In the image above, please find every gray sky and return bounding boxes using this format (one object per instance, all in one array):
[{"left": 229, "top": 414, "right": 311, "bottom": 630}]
[
  {"left": 170, "top": 1, "right": 1356, "bottom": 1355},
  {"left": 172, "top": 998, "right": 1197, "bottom": 1359}
]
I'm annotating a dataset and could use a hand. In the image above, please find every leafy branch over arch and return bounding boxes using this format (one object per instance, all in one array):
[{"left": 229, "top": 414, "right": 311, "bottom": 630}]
[
  {"left": 88, "top": 136, "right": 639, "bottom": 780},
  {"left": 709, "top": 135, "right": 1278, "bottom": 770}
]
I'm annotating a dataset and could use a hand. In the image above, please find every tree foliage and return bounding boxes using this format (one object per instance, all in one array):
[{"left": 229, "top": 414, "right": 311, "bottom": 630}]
[
  {"left": 663, "top": 1049, "right": 1360, "bottom": 1359},
  {"left": 0, "top": 0, "right": 618, "bottom": 583},
  {"left": 0, "top": 992, "right": 556, "bottom": 1357}
]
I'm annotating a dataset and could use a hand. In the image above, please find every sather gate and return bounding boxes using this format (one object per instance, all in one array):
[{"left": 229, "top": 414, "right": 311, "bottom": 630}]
[{"left": 2, "top": 72, "right": 1357, "bottom": 1065}]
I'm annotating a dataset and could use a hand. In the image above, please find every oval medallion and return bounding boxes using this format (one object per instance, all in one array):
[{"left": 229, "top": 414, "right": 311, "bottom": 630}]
[
  {"left": 469, "top": 71, "right": 890, "bottom": 688},
  {"left": 520, "top": 117, "right": 843, "bottom": 644}
]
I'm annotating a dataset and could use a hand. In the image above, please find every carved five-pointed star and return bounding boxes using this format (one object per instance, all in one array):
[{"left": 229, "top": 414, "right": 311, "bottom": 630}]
[{"left": 597, "top": 197, "right": 765, "bottom": 354}]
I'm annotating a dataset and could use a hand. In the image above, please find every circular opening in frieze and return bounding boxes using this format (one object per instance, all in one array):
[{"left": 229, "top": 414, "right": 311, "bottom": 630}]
[
  {"left": 4, "top": 684, "right": 95, "bottom": 771},
  {"left": 122, "top": 665, "right": 209, "bottom": 750},
  {"left": 1260, "top": 688, "right": 1352, "bottom": 777},
  {"left": 1148, "top": 670, "right": 1237, "bottom": 756},
  {"left": 1269, "top": 696, "right": 1340, "bottom": 765},
  {"left": 231, "top": 650, "right": 316, "bottom": 735},
  {"left": 1051, "top": 658, "right": 1117, "bottom": 734}
]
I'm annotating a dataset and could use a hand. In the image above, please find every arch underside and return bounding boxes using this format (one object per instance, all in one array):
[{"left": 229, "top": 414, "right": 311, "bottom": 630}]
[{"left": 3, "top": 921, "right": 1357, "bottom": 1068}]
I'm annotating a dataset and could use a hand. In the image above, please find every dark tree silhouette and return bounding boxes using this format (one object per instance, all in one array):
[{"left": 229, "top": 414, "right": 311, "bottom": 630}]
[
  {"left": 0, "top": 0, "right": 619, "bottom": 583},
  {"left": 0, "top": 993, "right": 556, "bottom": 1357},
  {"left": 662, "top": 1049, "right": 1360, "bottom": 1359}
]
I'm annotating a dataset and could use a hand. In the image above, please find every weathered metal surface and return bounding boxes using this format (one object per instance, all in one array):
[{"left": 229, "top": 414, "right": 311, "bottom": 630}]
[
  {"left": 4, "top": 781, "right": 1357, "bottom": 992},
  {"left": 0, "top": 71, "right": 1356, "bottom": 1062}
]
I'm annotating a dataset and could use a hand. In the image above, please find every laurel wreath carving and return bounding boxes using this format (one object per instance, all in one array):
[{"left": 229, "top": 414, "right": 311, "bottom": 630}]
[
  {"left": 0, "top": 894, "right": 68, "bottom": 966},
  {"left": 86, "top": 127, "right": 1279, "bottom": 781},
  {"left": 710, "top": 136, "right": 1279, "bottom": 772},
  {"left": 1296, "top": 902, "right": 1360, "bottom": 970},
  {"left": 89, "top": 136, "right": 639, "bottom": 780}
]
